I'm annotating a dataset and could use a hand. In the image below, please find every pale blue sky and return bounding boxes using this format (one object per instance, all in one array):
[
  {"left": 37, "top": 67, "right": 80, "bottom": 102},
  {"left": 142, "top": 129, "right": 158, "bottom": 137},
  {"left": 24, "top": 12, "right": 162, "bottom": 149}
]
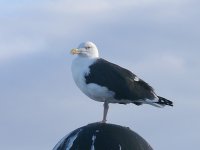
[{"left": 0, "top": 0, "right": 200, "bottom": 149}]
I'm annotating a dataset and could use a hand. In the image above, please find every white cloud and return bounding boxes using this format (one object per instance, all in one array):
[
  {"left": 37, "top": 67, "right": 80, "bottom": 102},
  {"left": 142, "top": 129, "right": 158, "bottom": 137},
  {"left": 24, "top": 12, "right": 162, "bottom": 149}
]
[
  {"left": 43, "top": 0, "right": 189, "bottom": 15},
  {"left": 137, "top": 54, "right": 185, "bottom": 73},
  {"left": 0, "top": 0, "right": 195, "bottom": 63},
  {"left": 0, "top": 37, "right": 46, "bottom": 63},
  {"left": 121, "top": 53, "right": 186, "bottom": 78},
  {"left": 45, "top": 0, "right": 110, "bottom": 14}
]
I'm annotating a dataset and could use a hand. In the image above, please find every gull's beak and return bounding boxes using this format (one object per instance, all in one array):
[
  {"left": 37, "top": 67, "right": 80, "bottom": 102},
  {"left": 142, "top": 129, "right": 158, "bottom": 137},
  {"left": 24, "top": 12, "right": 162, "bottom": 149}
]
[{"left": 70, "top": 48, "right": 80, "bottom": 55}]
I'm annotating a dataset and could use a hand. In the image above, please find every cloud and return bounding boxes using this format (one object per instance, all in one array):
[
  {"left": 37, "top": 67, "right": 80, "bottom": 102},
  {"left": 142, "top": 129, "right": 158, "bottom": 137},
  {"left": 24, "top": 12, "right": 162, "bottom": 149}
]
[
  {"left": 0, "top": 37, "right": 46, "bottom": 63},
  {"left": 0, "top": 0, "right": 198, "bottom": 63},
  {"left": 45, "top": 0, "right": 110, "bottom": 14},
  {"left": 134, "top": 53, "right": 186, "bottom": 75}
]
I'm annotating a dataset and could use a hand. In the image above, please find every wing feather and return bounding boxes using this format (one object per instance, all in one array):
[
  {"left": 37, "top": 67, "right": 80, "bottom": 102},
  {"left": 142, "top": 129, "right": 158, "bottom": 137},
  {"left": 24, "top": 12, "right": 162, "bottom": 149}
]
[{"left": 85, "top": 59, "right": 156, "bottom": 101}]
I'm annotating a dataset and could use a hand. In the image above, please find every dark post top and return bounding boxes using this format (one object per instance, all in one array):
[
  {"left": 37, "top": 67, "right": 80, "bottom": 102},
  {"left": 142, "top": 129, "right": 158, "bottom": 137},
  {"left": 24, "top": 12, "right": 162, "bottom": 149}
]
[{"left": 53, "top": 122, "right": 153, "bottom": 150}]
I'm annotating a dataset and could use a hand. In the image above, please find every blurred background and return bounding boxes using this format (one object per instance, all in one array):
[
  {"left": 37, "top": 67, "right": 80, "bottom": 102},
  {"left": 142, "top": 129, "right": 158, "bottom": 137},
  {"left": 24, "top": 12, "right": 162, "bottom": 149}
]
[{"left": 0, "top": 0, "right": 200, "bottom": 149}]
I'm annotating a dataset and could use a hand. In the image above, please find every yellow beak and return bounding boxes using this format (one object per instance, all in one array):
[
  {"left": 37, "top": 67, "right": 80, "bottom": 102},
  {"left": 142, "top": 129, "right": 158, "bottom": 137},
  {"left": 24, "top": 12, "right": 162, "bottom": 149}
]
[{"left": 70, "top": 48, "right": 80, "bottom": 55}]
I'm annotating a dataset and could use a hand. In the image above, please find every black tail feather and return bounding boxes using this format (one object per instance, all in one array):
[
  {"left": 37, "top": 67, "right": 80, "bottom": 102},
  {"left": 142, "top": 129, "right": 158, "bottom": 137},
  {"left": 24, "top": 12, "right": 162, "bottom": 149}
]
[{"left": 156, "top": 96, "right": 173, "bottom": 106}]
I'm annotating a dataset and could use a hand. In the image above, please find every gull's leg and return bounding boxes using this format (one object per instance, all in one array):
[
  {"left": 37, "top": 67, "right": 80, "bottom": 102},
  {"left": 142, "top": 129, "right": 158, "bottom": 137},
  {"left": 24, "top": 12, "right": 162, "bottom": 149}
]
[{"left": 102, "top": 101, "right": 109, "bottom": 123}]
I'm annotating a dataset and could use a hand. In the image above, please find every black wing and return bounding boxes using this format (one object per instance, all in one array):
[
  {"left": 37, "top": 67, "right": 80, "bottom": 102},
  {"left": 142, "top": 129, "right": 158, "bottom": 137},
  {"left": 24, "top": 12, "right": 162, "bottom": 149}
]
[{"left": 85, "top": 59, "right": 156, "bottom": 103}]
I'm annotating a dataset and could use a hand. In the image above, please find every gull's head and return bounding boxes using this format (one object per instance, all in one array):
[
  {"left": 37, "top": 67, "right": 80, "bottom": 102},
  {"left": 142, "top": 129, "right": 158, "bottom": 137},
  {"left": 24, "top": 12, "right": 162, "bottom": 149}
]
[{"left": 70, "top": 41, "right": 99, "bottom": 58}]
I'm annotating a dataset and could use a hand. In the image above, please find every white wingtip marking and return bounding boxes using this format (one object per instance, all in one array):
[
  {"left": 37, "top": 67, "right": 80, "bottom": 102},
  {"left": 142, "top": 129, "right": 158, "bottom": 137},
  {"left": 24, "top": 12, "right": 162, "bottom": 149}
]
[{"left": 134, "top": 76, "right": 140, "bottom": 81}]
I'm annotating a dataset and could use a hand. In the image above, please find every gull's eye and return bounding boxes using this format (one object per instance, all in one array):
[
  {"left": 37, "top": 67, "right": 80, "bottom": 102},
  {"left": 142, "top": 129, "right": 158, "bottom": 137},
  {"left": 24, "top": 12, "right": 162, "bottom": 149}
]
[{"left": 85, "top": 46, "right": 91, "bottom": 49}]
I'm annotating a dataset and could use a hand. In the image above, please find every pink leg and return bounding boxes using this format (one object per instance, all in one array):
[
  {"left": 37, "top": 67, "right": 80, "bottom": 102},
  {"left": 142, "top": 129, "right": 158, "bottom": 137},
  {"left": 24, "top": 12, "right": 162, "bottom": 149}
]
[{"left": 102, "top": 102, "right": 109, "bottom": 123}]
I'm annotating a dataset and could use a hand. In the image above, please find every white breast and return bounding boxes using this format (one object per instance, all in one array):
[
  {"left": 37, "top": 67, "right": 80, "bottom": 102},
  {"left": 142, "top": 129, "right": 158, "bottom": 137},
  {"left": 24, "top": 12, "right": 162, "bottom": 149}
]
[
  {"left": 71, "top": 57, "right": 115, "bottom": 102},
  {"left": 71, "top": 57, "right": 94, "bottom": 90}
]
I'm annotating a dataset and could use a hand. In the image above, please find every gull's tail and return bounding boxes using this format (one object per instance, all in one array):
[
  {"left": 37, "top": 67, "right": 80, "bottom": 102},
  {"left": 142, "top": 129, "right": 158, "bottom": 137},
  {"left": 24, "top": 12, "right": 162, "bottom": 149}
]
[{"left": 155, "top": 96, "right": 173, "bottom": 107}]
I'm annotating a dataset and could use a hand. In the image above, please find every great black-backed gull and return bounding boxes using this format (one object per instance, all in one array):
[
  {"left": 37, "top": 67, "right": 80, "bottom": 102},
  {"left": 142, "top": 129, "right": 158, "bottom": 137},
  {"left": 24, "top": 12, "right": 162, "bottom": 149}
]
[{"left": 70, "top": 41, "right": 173, "bottom": 123}]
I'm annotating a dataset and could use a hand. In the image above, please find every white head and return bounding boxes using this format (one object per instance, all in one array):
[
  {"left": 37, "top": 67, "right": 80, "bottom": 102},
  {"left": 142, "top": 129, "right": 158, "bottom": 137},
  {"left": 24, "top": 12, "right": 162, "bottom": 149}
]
[{"left": 70, "top": 41, "right": 99, "bottom": 58}]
